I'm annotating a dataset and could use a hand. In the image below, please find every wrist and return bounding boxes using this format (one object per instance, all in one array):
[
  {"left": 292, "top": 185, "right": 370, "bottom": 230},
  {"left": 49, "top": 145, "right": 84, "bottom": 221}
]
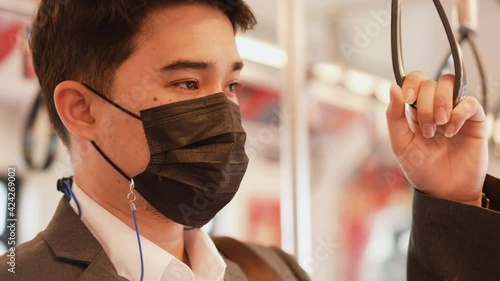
[
  {"left": 461, "top": 196, "right": 482, "bottom": 207},
  {"left": 420, "top": 182, "right": 485, "bottom": 208},
  {"left": 423, "top": 192, "right": 482, "bottom": 207}
]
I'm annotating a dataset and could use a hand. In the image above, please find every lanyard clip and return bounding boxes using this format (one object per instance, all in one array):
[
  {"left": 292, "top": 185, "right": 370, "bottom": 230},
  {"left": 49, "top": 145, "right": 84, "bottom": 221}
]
[{"left": 127, "top": 179, "right": 137, "bottom": 211}]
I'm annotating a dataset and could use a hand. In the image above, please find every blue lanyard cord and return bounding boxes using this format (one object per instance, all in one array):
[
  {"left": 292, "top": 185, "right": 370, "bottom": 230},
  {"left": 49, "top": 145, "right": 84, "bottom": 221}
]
[
  {"left": 63, "top": 181, "right": 82, "bottom": 219},
  {"left": 61, "top": 177, "right": 144, "bottom": 280},
  {"left": 132, "top": 208, "right": 145, "bottom": 281}
]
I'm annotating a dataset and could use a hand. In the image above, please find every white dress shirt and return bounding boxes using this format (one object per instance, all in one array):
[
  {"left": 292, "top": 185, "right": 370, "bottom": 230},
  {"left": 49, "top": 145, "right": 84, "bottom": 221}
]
[{"left": 68, "top": 182, "right": 226, "bottom": 281}]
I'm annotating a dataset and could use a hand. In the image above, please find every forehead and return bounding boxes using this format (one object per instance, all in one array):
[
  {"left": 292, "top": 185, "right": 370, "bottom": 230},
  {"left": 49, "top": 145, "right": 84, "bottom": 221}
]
[{"left": 133, "top": 4, "right": 240, "bottom": 64}]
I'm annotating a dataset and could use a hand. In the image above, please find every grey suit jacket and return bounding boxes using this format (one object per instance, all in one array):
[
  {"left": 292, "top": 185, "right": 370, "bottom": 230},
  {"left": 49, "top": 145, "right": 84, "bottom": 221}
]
[
  {"left": 0, "top": 197, "right": 308, "bottom": 281},
  {"left": 7, "top": 175, "right": 500, "bottom": 281},
  {"left": 408, "top": 175, "right": 500, "bottom": 281}
]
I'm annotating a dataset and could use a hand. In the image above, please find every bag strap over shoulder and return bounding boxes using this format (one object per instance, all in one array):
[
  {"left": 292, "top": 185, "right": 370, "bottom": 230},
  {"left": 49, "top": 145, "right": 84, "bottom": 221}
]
[
  {"left": 211, "top": 236, "right": 280, "bottom": 281},
  {"left": 270, "top": 247, "right": 310, "bottom": 281}
]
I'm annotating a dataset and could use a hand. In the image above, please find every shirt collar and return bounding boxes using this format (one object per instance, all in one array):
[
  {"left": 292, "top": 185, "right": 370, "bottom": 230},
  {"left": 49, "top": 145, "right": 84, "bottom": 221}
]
[{"left": 69, "top": 182, "right": 226, "bottom": 281}]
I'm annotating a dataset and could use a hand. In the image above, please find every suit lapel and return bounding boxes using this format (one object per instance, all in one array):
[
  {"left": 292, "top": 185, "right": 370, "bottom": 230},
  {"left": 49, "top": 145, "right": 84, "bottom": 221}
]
[
  {"left": 76, "top": 249, "right": 128, "bottom": 281},
  {"left": 43, "top": 197, "right": 251, "bottom": 281},
  {"left": 43, "top": 197, "right": 126, "bottom": 280}
]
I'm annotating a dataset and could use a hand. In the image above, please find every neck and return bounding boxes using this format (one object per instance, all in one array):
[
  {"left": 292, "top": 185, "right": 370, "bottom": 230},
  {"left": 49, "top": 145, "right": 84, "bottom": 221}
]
[
  {"left": 74, "top": 170, "right": 190, "bottom": 266},
  {"left": 114, "top": 200, "right": 190, "bottom": 266}
]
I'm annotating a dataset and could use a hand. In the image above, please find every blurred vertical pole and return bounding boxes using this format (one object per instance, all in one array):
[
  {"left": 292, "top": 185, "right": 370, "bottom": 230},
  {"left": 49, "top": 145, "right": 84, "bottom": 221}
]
[{"left": 277, "top": 0, "right": 313, "bottom": 272}]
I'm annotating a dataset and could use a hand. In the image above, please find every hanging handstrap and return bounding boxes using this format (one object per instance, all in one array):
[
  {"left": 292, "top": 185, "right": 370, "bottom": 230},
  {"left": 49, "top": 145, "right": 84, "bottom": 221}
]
[
  {"left": 23, "top": 91, "right": 58, "bottom": 170},
  {"left": 211, "top": 236, "right": 280, "bottom": 281}
]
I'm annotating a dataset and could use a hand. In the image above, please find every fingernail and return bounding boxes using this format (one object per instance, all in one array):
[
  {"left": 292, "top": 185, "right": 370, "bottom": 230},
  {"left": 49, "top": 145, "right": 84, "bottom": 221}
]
[
  {"left": 436, "top": 107, "right": 448, "bottom": 125},
  {"left": 445, "top": 124, "right": 455, "bottom": 138},
  {"left": 422, "top": 124, "right": 435, "bottom": 138},
  {"left": 405, "top": 89, "right": 416, "bottom": 104}
]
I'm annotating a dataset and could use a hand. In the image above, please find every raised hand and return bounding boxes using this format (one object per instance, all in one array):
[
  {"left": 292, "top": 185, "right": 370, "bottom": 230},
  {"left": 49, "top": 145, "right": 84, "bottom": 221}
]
[{"left": 386, "top": 71, "right": 488, "bottom": 206}]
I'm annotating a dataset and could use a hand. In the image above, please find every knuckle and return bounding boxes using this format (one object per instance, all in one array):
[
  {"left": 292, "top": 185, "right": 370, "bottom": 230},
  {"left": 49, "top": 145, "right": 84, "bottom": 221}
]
[
  {"left": 439, "top": 73, "right": 455, "bottom": 83},
  {"left": 418, "top": 110, "right": 434, "bottom": 121},
  {"left": 452, "top": 110, "right": 467, "bottom": 121},
  {"left": 462, "top": 97, "right": 477, "bottom": 111},
  {"left": 435, "top": 95, "right": 451, "bottom": 108},
  {"left": 403, "top": 71, "right": 428, "bottom": 88},
  {"left": 408, "top": 70, "right": 428, "bottom": 79},
  {"left": 421, "top": 79, "right": 437, "bottom": 88}
]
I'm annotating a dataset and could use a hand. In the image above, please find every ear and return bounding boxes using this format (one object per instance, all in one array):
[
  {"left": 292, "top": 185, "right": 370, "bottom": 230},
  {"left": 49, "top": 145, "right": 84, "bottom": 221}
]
[{"left": 54, "top": 81, "right": 100, "bottom": 142}]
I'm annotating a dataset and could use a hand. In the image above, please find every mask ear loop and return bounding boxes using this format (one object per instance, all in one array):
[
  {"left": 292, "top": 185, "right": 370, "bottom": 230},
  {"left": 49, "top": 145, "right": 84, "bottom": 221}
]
[
  {"left": 82, "top": 83, "right": 141, "bottom": 120},
  {"left": 128, "top": 179, "right": 145, "bottom": 281},
  {"left": 90, "top": 141, "right": 145, "bottom": 280}
]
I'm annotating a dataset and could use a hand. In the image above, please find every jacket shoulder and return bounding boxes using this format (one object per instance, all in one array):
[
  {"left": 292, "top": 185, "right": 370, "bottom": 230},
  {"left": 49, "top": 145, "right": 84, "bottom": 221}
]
[{"left": 0, "top": 232, "right": 85, "bottom": 281}]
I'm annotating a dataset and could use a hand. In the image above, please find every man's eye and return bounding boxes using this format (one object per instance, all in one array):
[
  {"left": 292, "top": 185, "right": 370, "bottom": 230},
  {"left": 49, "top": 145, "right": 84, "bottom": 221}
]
[
  {"left": 228, "top": 82, "right": 239, "bottom": 92},
  {"left": 177, "top": 81, "right": 199, "bottom": 90}
]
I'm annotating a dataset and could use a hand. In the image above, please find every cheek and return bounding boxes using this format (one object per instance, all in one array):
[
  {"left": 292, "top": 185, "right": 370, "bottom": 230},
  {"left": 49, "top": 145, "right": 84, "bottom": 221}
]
[
  {"left": 128, "top": 123, "right": 150, "bottom": 159},
  {"left": 226, "top": 93, "right": 239, "bottom": 105},
  {"left": 125, "top": 122, "right": 151, "bottom": 173},
  {"left": 104, "top": 116, "right": 151, "bottom": 175}
]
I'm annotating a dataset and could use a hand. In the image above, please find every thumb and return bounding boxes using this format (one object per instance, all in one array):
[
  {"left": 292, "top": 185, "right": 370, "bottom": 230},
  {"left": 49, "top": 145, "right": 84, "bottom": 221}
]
[{"left": 386, "top": 83, "right": 413, "bottom": 156}]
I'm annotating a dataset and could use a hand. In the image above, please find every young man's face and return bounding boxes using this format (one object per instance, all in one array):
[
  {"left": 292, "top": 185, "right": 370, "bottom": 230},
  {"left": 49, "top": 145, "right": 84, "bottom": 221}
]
[{"left": 92, "top": 4, "right": 243, "bottom": 177}]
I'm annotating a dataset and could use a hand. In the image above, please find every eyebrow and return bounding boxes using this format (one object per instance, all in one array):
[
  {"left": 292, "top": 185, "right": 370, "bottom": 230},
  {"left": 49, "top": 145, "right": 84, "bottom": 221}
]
[{"left": 159, "top": 60, "right": 244, "bottom": 73}]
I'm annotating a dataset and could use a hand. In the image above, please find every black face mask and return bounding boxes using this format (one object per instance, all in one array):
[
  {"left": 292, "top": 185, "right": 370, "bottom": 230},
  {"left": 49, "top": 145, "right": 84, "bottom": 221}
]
[{"left": 83, "top": 84, "right": 249, "bottom": 227}]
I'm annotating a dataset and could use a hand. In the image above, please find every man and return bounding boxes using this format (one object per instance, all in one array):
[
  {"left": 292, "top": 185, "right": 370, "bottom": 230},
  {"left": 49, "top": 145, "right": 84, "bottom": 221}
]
[
  {"left": 387, "top": 71, "right": 500, "bottom": 280},
  {"left": 0, "top": 1, "right": 309, "bottom": 280}
]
